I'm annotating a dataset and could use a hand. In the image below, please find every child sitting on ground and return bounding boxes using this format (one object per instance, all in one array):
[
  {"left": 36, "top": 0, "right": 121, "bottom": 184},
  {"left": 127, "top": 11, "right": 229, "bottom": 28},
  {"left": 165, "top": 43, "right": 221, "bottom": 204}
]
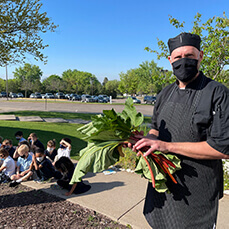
[
  {"left": 0, "top": 136, "right": 3, "bottom": 148},
  {"left": 54, "top": 138, "right": 72, "bottom": 164},
  {"left": 54, "top": 156, "right": 91, "bottom": 196},
  {"left": 10, "top": 144, "right": 33, "bottom": 187},
  {"left": 0, "top": 148, "right": 15, "bottom": 183},
  {"left": 30, "top": 148, "right": 56, "bottom": 183},
  {"left": 1, "top": 139, "right": 16, "bottom": 159},
  {"left": 15, "top": 131, "right": 26, "bottom": 143},
  {"left": 45, "top": 139, "right": 57, "bottom": 163},
  {"left": 13, "top": 140, "right": 33, "bottom": 162}
]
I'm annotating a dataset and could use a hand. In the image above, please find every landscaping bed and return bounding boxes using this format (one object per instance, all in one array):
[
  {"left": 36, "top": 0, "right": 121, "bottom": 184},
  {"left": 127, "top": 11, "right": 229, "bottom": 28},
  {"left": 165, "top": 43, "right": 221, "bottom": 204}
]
[{"left": 0, "top": 183, "right": 131, "bottom": 229}]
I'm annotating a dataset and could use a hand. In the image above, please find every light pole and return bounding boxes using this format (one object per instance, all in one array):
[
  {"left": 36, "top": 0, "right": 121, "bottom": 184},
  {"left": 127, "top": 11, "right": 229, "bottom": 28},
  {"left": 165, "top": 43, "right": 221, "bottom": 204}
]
[
  {"left": 90, "top": 79, "right": 94, "bottom": 96},
  {"left": 5, "top": 64, "right": 9, "bottom": 101}
]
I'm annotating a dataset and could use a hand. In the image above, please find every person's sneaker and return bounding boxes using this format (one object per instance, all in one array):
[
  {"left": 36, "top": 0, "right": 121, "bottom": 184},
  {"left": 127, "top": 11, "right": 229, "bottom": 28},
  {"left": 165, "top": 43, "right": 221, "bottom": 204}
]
[{"left": 9, "top": 181, "right": 20, "bottom": 187}]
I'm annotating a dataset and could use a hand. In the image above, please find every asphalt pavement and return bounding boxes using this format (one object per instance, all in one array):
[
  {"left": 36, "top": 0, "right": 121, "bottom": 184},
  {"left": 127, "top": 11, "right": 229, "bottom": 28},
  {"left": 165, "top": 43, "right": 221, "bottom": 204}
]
[{"left": 0, "top": 98, "right": 154, "bottom": 116}]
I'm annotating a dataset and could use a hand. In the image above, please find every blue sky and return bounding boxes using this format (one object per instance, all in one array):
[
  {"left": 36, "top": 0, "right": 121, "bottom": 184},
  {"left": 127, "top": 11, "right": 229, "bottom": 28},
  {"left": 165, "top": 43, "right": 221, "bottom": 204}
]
[{"left": 0, "top": 0, "right": 228, "bottom": 82}]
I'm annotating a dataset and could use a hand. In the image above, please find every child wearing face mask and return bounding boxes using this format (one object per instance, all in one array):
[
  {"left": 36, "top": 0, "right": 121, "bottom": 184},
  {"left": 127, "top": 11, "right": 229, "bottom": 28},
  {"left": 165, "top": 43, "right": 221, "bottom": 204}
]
[
  {"left": 54, "top": 157, "right": 91, "bottom": 196},
  {"left": 1, "top": 139, "right": 16, "bottom": 159},
  {"left": 31, "top": 148, "right": 56, "bottom": 183},
  {"left": 45, "top": 139, "right": 57, "bottom": 162},
  {"left": 0, "top": 148, "right": 15, "bottom": 183},
  {"left": 54, "top": 138, "right": 72, "bottom": 164},
  {"left": 10, "top": 144, "right": 33, "bottom": 187}
]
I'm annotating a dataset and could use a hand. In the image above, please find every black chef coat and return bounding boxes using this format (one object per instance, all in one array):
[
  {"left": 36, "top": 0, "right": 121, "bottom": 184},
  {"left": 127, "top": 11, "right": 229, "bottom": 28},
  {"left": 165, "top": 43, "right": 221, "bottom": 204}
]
[{"left": 144, "top": 72, "right": 229, "bottom": 229}]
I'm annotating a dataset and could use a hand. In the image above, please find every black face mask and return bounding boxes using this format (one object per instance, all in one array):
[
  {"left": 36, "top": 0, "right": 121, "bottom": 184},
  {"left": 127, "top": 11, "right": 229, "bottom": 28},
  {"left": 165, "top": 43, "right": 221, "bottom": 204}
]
[
  {"left": 172, "top": 58, "right": 198, "bottom": 82},
  {"left": 4, "top": 145, "right": 10, "bottom": 150},
  {"left": 21, "top": 155, "right": 26, "bottom": 159},
  {"left": 59, "top": 144, "right": 66, "bottom": 149}
]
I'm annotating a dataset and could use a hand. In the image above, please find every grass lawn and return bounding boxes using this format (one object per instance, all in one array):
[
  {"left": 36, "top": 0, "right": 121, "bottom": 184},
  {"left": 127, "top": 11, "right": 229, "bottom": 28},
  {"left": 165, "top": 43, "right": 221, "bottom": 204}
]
[
  {"left": 0, "top": 111, "right": 151, "bottom": 161},
  {"left": 0, "top": 110, "right": 152, "bottom": 123},
  {"left": 0, "top": 120, "right": 87, "bottom": 160}
]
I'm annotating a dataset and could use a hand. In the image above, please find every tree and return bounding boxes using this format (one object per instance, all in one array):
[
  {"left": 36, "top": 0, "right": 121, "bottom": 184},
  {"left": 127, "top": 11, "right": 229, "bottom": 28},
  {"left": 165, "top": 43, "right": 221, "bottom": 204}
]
[
  {"left": 102, "top": 77, "right": 108, "bottom": 87},
  {"left": 62, "top": 69, "right": 101, "bottom": 95},
  {"left": 104, "top": 80, "right": 120, "bottom": 98},
  {"left": 145, "top": 13, "right": 229, "bottom": 82},
  {"left": 0, "top": 78, "right": 6, "bottom": 91},
  {"left": 0, "top": 0, "right": 57, "bottom": 66},
  {"left": 13, "top": 63, "right": 42, "bottom": 97},
  {"left": 118, "top": 60, "right": 173, "bottom": 95},
  {"left": 42, "top": 75, "right": 64, "bottom": 93},
  {"left": 118, "top": 69, "right": 140, "bottom": 95}
]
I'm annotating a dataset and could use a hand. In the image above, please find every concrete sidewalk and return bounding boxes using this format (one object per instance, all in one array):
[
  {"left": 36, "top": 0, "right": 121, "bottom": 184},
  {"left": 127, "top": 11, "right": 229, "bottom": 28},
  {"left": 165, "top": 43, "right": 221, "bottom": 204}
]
[{"left": 22, "top": 170, "right": 229, "bottom": 229}]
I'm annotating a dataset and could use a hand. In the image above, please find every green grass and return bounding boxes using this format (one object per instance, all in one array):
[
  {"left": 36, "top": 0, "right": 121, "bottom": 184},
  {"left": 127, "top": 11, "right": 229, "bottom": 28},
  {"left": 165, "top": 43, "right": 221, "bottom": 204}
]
[
  {"left": 0, "top": 110, "right": 152, "bottom": 123},
  {"left": 0, "top": 120, "right": 87, "bottom": 160}
]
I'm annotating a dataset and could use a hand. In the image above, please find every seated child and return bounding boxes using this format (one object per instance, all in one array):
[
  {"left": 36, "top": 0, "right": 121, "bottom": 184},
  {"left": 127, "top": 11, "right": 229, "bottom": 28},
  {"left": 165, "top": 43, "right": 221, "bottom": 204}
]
[
  {"left": 45, "top": 139, "right": 57, "bottom": 162},
  {"left": 27, "top": 132, "right": 45, "bottom": 152},
  {"left": 1, "top": 139, "right": 16, "bottom": 158},
  {"left": 0, "top": 148, "right": 15, "bottom": 183},
  {"left": 15, "top": 131, "right": 26, "bottom": 143},
  {"left": 0, "top": 136, "right": 3, "bottom": 147},
  {"left": 54, "top": 138, "right": 72, "bottom": 163},
  {"left": 10, "top": 144, "right": 33, "bottom": 187},
  {"left": 54, "top": 157, "right": 91, "bottom": 196},
  {"left": 31, "top": 148, "right": 56, "bottom": 183},
  {"left": 13, "top": 140, "right": 33, "bottom": 162}
]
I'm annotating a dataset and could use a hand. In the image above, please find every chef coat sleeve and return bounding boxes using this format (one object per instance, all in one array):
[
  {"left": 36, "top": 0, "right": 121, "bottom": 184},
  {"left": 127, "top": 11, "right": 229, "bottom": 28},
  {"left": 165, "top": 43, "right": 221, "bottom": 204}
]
[{"left": 207, "top": 86, "right": 229, "bottom": 155}]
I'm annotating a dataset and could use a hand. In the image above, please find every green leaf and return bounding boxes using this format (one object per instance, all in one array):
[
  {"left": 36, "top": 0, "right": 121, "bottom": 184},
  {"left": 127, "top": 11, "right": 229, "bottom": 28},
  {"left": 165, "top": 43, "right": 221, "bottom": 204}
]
[
  {"left": 70, "top": 141, "right": 120, "bottom": 184},
  {"left": 120, "top": 97, "right": 144, "bottom": 128},
  {"left": 135, "top": 151, "right": 181, "bottom": 193}
]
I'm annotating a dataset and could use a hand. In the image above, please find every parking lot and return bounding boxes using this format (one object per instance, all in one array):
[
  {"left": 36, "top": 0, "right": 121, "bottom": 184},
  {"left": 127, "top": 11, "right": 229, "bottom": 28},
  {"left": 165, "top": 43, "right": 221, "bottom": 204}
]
[{"left": 0, "top": 98, "right": 154, "bottom": 116}]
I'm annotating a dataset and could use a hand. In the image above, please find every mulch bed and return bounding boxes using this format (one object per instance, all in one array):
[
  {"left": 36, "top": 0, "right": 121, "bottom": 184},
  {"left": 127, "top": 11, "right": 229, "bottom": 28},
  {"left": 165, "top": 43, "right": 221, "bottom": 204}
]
[{"left": 0, "top": 183, "right": 131, "bottom": 229}]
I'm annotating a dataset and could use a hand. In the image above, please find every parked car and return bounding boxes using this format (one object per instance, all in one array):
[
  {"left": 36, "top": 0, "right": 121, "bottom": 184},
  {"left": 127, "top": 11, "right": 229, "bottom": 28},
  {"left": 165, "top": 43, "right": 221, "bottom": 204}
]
[
  {"left": 65, "top": 94, "right": 70, "bottom": 99},
  {"left": 41, "top": 94, "right": 46, "bottom": 99},
  {"left": 0, "top": 92, "right": 7, "bottom": 97},
  {"left": 30, "top": 92, "right": 42, "bottom": 99},
  {"left": 130, "top": 96, "right": 141, "bottom": 104},
  {"left": 145, "top": 96, "right": 156, "bottom": 105},
  {"left": 98, "top": 94, "right": 110, "bottom": 102},
  {"left": 30, "top": 93, "right": 36, "bottom": 98},
  {"left": 91, "top": 96, "right": 98, "bottom": 102},
  {"left": 44, "top": 93, "right": 55, "bottom": 99},
  {"left": 55, "top": 92, "right": 65, "bottom": 99},
  {"left": 9, "top": 92, "right": 18, "bottom": 98},
  {"left": 70, "top": 94, "right": 81, "bottom": 101},
  {"left": 97, "top": 95, "right": 108, "bottom": 103},
  {"left": 143, "top": 95, "right": 151, "bottom": 103},
  {"left": 17, "top": 93, "right": 24, "bottom": 98},
  {"left": 81, "top": 95, "right": 93, "bottom": 103}
]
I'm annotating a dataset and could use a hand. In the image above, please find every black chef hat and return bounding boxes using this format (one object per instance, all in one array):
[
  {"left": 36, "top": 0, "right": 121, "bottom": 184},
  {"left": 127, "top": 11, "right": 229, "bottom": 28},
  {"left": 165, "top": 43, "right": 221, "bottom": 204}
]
[{"left": 168, "top": 32, "right": 201, "bottom": 54}]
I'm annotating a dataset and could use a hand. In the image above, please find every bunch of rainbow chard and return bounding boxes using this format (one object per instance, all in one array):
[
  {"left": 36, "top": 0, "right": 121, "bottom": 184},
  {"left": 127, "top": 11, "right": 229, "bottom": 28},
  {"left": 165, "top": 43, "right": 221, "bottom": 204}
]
[{"left": 70, "top": 98, "right": 181, "bottom": 193}]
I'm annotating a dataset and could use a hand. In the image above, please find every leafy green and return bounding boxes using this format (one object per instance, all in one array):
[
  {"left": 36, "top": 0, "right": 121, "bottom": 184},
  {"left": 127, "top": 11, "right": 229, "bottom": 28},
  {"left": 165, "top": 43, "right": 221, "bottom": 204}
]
[
  {"left": 70, "top": 97, "right": 181, "bottom": 193},
  {"left": 135, "top": 151, "right": 181, "bottom": 192},
  {"left": 70, "top": 98, "right": 144, "bottom": 184},
  {"left": 70, "top": 141, "right": 121, "bottom": 184}
]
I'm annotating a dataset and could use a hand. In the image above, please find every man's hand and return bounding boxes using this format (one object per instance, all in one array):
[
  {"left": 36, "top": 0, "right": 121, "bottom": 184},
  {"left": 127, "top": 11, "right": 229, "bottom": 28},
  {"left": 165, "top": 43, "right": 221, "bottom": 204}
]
[{"left": 133, "top": 138, "right": 169, "bottom": 157}]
